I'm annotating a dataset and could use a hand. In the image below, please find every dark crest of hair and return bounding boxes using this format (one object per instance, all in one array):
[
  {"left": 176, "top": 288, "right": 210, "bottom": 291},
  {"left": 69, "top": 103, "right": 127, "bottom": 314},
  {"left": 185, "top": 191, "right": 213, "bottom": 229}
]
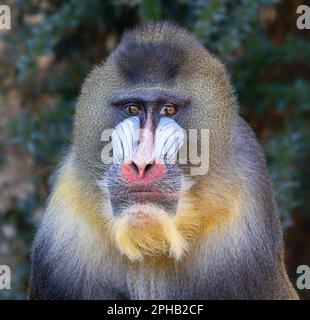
[{"left": 114, "top": 24, "right": 186, "bottom": 85}]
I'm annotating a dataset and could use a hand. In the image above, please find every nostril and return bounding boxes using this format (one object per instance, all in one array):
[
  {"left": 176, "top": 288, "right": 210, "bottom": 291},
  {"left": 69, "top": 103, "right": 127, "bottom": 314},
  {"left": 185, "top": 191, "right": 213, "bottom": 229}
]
[
  {"left": 144, "top": 162, "right": 165, "bottom": 181},
  {"left": 144, "top": 163, "right": 153, "bottom": 174},
  {"left": 130, "top": 162, "right": 139, "bottom": 174}
]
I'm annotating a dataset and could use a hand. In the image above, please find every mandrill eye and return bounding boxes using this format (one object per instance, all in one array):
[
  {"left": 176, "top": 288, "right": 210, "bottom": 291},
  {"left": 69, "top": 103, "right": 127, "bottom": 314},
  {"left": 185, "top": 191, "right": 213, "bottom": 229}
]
[
  {"left": 160, "top": 104, "right": 178, "bottom": 116},
  {"left": 124, "top": 103, "right": 141, "bottom": 115}
]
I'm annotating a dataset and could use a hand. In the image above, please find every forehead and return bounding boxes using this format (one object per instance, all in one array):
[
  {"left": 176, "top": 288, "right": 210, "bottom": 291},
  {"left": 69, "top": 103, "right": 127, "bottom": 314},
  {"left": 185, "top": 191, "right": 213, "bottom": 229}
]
[
  {"left": 114, "top": 40, "right": 186, "bottom": 85},
  {"left": 110, "top": 88, "right": 190, "bottom": 107}
]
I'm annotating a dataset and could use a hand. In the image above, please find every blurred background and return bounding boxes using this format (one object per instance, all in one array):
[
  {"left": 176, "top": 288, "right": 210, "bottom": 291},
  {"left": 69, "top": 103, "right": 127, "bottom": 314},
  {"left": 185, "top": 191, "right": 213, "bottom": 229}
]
[{"left": 0, "top": 0, "right": 309, "bottom": 299}]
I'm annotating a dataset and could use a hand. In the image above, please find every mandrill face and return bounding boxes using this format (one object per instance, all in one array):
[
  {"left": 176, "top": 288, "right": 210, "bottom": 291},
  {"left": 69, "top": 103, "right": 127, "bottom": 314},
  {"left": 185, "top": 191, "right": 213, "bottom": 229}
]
[
  {"left": 106, "top": 100, "right": 188, "bottom": 218},
  {"left": 73, "top": 23, "right": 237, "bottom": 260}
]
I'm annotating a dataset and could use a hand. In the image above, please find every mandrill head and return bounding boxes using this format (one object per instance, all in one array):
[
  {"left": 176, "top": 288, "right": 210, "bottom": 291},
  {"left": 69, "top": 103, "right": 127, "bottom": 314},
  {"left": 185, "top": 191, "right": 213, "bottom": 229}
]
[{"left": 72, "top": 22, "right": 239, "bottom": 261}]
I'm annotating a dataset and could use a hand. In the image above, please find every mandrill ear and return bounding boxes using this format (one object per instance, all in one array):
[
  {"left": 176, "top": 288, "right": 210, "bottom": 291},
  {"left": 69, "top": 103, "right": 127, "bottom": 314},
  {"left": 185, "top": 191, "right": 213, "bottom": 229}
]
[
  {"left": 111, "top": 116, "right": 140, "bottom": 163},
  {"left": 153, "top": 117, "right": 185, "bottom": 164}
]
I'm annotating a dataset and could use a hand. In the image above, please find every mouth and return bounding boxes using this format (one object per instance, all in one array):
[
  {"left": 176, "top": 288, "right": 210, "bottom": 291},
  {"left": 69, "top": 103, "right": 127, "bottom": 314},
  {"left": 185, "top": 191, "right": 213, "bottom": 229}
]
[
  {"left": 125, "top": 191, "right": 179, "bottom": 202},
  {"left": 110, "top": 187, "right": 180, "bottom": 201},
  {"left": 109, "top": 187, "right": 180, "bottom": 216}
]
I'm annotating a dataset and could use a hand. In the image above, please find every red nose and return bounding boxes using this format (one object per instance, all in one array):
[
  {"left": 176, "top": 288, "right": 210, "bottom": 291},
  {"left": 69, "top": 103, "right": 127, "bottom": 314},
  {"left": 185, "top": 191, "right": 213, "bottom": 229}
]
[{"left": 120, "top": 161, "right": 165, "bottom": 183}]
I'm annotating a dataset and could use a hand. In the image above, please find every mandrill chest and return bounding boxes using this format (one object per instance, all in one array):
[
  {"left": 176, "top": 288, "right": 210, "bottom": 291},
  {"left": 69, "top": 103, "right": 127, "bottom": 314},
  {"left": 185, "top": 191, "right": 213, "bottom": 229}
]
[{"left": 123, "top": 261, "right": 196, "bottom": 300}]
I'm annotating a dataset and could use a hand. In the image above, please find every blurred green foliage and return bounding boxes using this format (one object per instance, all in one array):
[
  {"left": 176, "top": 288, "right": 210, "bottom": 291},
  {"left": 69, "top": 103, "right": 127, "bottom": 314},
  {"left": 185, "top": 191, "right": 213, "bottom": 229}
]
[{"left": 0, "top": 0, "right": 309, "bottom": 299}]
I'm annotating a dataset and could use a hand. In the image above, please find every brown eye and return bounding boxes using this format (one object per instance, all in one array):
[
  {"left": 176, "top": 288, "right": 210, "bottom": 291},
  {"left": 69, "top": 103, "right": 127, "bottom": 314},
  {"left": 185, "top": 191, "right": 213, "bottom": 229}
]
[
  {"left": 160, "top": 104, "right": 178, "bottom": 116},
  {"left": 124, "top": 104, "right": 140, "bottom": 115}
]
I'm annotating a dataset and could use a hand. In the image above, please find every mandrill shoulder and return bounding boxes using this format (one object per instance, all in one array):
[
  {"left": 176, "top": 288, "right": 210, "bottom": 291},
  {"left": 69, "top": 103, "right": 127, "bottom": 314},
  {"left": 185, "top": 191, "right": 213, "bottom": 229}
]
[
  {"left": 230, "top": 115, "right": 277, "bottom": 208},
  {"left": 232, "top": 115, "right": 268, "bottom": 171}
]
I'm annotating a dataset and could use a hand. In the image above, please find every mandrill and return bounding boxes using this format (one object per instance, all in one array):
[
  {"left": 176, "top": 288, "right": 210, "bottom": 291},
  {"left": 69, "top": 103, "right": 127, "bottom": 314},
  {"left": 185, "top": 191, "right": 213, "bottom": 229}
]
[{"left": 29, "top": 22, "right": 298, "bottom": 300}]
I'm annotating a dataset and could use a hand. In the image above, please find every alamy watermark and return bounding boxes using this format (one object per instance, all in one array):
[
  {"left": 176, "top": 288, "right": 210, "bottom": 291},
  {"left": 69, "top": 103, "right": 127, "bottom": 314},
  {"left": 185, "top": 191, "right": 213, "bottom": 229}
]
[
  {"left": 296, "top": 265, "right": 310, "bottom": 290},
  {"left": 0, "top": 265, "right": 11, "bottom": 290},
  {"left": 0, "top": 5, "right": 11, "bottom": 30},
  {"left": 296, "top": 5, "right": 310, "bottom": 29}
]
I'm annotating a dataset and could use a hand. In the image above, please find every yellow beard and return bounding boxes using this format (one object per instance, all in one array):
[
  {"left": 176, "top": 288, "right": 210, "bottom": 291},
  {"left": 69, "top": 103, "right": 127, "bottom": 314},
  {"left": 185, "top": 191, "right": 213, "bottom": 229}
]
[{"left": 112, "top": 204, "right": 189, "bottom": 261}]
